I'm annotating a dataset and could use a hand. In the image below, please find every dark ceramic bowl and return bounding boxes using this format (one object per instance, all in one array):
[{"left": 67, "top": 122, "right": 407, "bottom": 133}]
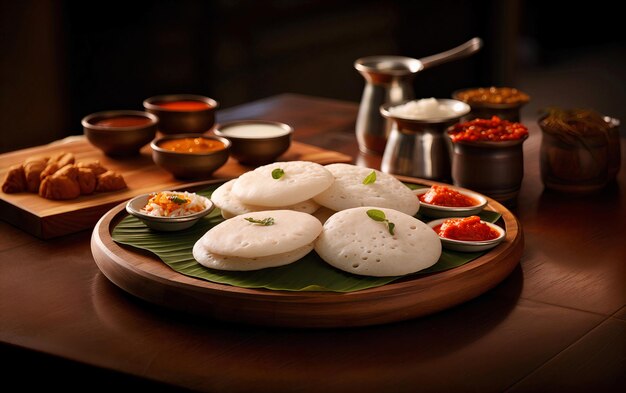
[
  {"left": 143, "top": 94, "right": 219, "bottom": 134},
  {"left": 214, "top": 120, "right": 292, "bottom": 166},
  {"left": 151, "top": 134, "right": 231, "bottom": 179},
  {"left": 448, "top": 134, "right": 528, "bottom": 206},
  {"left": 82, "top": 110, "right": 158, "bottom": 156},
  {"left": 452, "top": 87, "right": 530, "bottom": 122}
]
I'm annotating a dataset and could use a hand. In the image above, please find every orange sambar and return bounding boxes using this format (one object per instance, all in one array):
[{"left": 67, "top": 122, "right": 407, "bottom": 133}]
[
  {"left": 153, "top": 100, "right": 212, "bottom": 111},
  {"left": 159, "top": 137, "right": 226, "bottom": 154}
]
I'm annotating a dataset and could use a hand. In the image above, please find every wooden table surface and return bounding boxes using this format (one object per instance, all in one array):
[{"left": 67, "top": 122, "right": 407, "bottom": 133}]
[{"left": 1, "top": 93, "right": 625, "bottom": 392}]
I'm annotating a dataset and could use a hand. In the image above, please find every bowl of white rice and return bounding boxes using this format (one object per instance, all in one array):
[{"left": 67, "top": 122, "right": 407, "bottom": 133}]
[{"left": 126, "top": 190, "right": 214, "bottom": 231}]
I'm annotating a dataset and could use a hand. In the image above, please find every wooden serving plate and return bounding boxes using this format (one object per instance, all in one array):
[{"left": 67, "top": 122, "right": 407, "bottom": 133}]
[
  {"left": 91, "top": 177, "right": 524, "bottom": 328},
  {"left": 0, "top": 136, "right": 351, "bottom": 238}
]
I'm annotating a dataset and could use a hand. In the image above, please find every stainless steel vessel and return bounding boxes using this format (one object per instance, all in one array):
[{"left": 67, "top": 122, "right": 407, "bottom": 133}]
[
  {"left": 380, "top": 99, "right": 470, "bottom": 182},
  {"left": 354, "top": 37, "right": 483, "bottom": 155}
]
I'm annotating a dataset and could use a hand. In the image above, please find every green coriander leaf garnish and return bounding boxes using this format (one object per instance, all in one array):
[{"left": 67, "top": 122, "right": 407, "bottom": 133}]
[
  {"left": 366, "top": 209, "right": 386, "bottom": 222},
  {"left": 366, "top": 209, "right": 395, "bottom": 235},
  {"left": 244, "top": 217, "right": 275, "bottom": 226},
  {"left": 168, "top": 195, "right": 188, "bottom": 204},
  {"left": 362, "top": 170, "right": 376, "bottom": 185},
  {"left": 272, "top": 168, "right": 285, "bottom": 179}
]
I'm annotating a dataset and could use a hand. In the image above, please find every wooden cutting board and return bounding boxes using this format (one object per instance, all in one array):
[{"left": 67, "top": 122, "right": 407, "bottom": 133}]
[{"left": 0, "top": 136, "right": 352, "bottom": 239}]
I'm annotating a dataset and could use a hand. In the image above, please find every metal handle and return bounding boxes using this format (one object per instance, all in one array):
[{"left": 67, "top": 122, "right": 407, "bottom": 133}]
[{"left": 419, "top": 37, "right": 483, "bottom": 70}]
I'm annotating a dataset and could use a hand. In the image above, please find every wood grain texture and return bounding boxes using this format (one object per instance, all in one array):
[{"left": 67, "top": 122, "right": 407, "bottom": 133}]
[
  {"left": 0, "top": 136, "right": 351, "bottom": 238},
  {"left": 91, "top": 177, "right": 523, "bottom": 328}
]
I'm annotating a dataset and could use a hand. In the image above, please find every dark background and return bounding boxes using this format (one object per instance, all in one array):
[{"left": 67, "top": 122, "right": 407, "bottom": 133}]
[{"left": 1, "top": 0, "right": 625, "bottom": 153}]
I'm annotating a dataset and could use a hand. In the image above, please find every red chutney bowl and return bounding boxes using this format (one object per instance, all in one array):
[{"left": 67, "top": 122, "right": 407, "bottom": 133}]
[
  {"left": 413, "top": 185, "right": 487, "bottom": 218},
  {"left": 82, "top": 110, "right": 158, "bottom": 156},
  {"left": 427, "top": 217, "right": 505, "bottom": 252},
  {"left": 143, "top": 94, "right": 219, "bottom": 134}
]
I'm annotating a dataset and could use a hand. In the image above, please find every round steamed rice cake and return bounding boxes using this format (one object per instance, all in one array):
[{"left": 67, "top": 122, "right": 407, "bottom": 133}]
[
  {"left": 314, "top": 206, "right": 441, "bottom": 277},
  {"left": 312, "top": 163, "right": 420, "bottom": 216},
  {"left": 194, "top": 209, "right": 322, "bottom": 259},
  {"left": 231, "top": 161, "right": 334, "bottom": 207},
  {"left": 211, "top": 179, "right": 320, "bottom": 219}
]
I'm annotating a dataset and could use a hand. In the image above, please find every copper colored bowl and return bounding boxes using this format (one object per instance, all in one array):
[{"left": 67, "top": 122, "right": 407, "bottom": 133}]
[
  {"left": 151, "top": 134, "right": 231, "bottom": 179},
  {"left": 143, "top": 94, "right": 219, "bottom": 134},
  {"left": 82, "top": 110, "right": 158, "bottom": 156}
]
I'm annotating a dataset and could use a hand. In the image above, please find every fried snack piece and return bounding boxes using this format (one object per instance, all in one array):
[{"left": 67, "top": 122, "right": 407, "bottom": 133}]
[
  {"left": 48, "top": 152, "right": 75, "bottom": 168},
  {"left": 96, "top": 170, "right": 127, "bottom": 192},
  {"left": 2, "top": 164, "right": 26, "bottom": 193},
  {"left": 41, "top": 152, "right": 76, "bottom": 180},
  {"left": 39, "top": 164, "right": 81, "bottom": 200},
  {"left": 77, "top": 167, "right": 97, "bottom": 195},
  {"left": 40, "top": 162, "right": 60, "bottom": 180},
  {"left": 24, "top": 156, "right": 49, "bottom": 193},
  {"left": 76, "top": 160, "right": 107, "bottom": 176}
]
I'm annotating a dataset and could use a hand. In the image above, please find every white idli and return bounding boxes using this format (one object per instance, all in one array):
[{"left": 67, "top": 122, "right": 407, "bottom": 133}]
[
  {"left": 195, "top": 210, "right": 322, "bottom": 258},
  {"left": 314, "top": 207, "right": 441, "bottom": 277},
  {"left": 193, "top": 243, "right": 312, "bottom": 271},
  {"left": 313, "top": 163, "right": 420, "bottom": 216},
  {"left": 231, "top": 161, "right": 334, "bottom": 207},
  {"left": 211, "top": 179, "right": 320, "bottom": 219}
]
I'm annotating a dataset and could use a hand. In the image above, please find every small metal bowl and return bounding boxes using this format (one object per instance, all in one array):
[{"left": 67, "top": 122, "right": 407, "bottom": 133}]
[
  {"left": 214, "top": 120, "right": 293, "bottom": 166},
  {"left": 143, "top": 94, "right": 219, "bottom": 134},
  {"left": 126, "top": 192, "right": 214, "bottom": 231},
  {"left": 151, "top": 134, "right": 231, "bottom": 179},
  {"left": 427, "top": 218, "right": 505, "bottom": 252},
  {"left": 82, "top": 110, "right": 158, "bottom": 156},
  {"left": 413, "top": 186, "right": 487, "bottom": 218}
]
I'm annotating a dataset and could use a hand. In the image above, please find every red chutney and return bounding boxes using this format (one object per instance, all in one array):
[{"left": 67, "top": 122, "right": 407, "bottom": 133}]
[
  {"left": 448, "top": 116, "right": 528, "bottom": 142},
  {"left": 159, "top": 137, "right": 226, "bottom": 154},
  {"left": 433, "top": 215, "right": 500, "bottom": 241},
  {"left": 419, "top": 185, "right": 478, "bottom": 207},
  {"left": 153, "top": 100, "right": 212, "bottom": 111},
  {"left": 94, "top": 116, "right": 152, "bottom": 127}
]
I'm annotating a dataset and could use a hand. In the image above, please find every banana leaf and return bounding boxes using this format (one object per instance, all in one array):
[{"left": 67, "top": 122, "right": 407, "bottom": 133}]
[{"left": 111, "top": 183, "right": 501, "bottom": 292}]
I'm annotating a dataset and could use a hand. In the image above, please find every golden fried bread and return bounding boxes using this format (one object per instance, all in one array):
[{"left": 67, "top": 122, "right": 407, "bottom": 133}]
[
  {"left": 5, "top": 151, "right": 126, "bottom": 200},
  {"left": 96, "top": 170, "right": 127, "bottom": 192},
  {"left": 38, "top": 164, "right": 81, "bottom": 200},
  {"left": 2, "top": 164, "right": 26, "bottom": 193},
  {"left": 76, "top": 160, "right": 107, "bottom": 176},
  {"left": 77, "top": 167, "right": 97, "bottom": 195},
  {"left": 23, "top": 156, "right": 48, "bottom": 193},
  {"left": 40, "top": 152, "right": 76, "bottom": 180},
  {"left": 47, "top": 152, "right": 75, "bottom": 168}
]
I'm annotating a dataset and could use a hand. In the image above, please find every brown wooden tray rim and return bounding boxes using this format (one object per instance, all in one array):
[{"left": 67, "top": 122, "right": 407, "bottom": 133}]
[{"left": 91, "top": 177, "right": 523, "bottom": 328}]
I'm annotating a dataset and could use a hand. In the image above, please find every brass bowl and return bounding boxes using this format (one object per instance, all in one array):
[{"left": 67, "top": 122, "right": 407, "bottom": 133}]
[
  {"left": 82, "top": 110, "right": 158, "bottom": 156},
  {"left": 151, "top": 134, "right": 231, "bottom": 179},
  {"left": 143, "top": 94, "right": 219, "bottom": 134},
  {"left": 214, "top": 120, "right": 292, "bottom": 166}
]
